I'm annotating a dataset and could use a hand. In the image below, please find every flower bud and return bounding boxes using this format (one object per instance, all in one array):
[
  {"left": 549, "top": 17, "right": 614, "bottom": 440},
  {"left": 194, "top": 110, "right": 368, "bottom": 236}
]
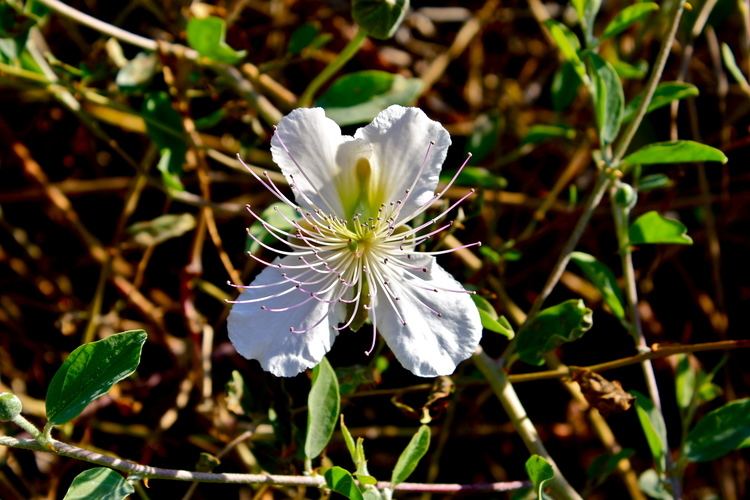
[
  {"left": 614, "top": 181, "right": 637, "bottom": 211},
  {"left": 0, "top": 392, "right": 22, "bottom": 422}
]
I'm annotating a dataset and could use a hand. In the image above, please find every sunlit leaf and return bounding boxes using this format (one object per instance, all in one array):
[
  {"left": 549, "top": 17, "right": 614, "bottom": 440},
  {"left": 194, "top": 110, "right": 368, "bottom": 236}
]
[
  {"left": 63, "top": 468, "right": 133, "bottom": 500},
  {"left": 127, "top": 213, "right": 196, "bottom": 247},
  {"left": 471, "top": 295, "right": 514, "bottom": 338},
  {"left": 545, "top": 19, "right": 588, "bottom": 84},
  {"left": 324, "top": 466, "right": 364, "bottom": 500},
  {"left": 632, "top": 391, "right": 667, "bottom": 472},
  {"left": 629, "top": 211, "right": 692, "bottom": 245},
  {"left": 623, "top": 82, "right": 699, "bottom": 123},
  {"left": 721, "top": 42, "right": 750, "bottom": 90},
  {"left": 352, "top": 0, "right": 409, "bottom": 40},
  {"left": 186, "top": 16, "right": 246, "bottom": 64},
  {"left": 601, "top": 3, "right": 659, "bottom": 40},
  {"left": 570, "top": 252, "right": 625, "bottom": 320},
  {"left": 304, "top": 357, "right": 340, "bottom": 459},
  {"left": 525, "top": 454, "right": 554, "bottom": 499},
  {"left": 622, "top": 140, "right": 727, "bottom": 167},
  {"left": 391, "top": 425, "right": 430, "bottom": 485},
  {"left": 588, "top": 53, "right": 624, "bottom": 146},
  {"left": 318, "top": 70, "right": 422, "bottom": 126},
  {"left": 46, "top": 330, "right": 147, "bottom": 425},
  {"left": 684, "top": 398, "right": 750, "bottom": 462},
  {"left": 517, "top": 299, "right": 593, "bottom": 366}
]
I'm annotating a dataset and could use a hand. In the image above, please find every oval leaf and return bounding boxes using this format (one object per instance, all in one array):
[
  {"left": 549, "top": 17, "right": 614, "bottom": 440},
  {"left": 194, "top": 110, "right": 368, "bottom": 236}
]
[
  {"left": 622, "top": 140, "right": 727, "bottom": 167},
  {"left": 545, "top": 19, "right": 588, "bottom": 84},
  {"left": 570, "top": 252, "right": 626, "bottom": 320},
  {"left": 324, "top": 466, "right": 364, "bottom": 500},
  {"left": 304, "top": 356, "right": 340, "bottom": 459},
  {"left": 317, "top": 70, "right": 422, "bottom": 126},
  {"left": 352, "top": 0, "right": 409, "bottom": 40},
  {"left": 186, "top": 16, "right": 246, "bottom": 64},
  {"left": 601, "top": 3, "right": 659, "bottom": 40},
  {"left": 629, "top": 211, "right": 692, "bottom": 245},
  {"left": 46, "top": 330, "right": 147, "bottom": 425},
  {"left": 525, "top": 454, "right": 554, "bottom": 499},
  {"left": 517, "top": 299, "right": 593, "bottom": 366},
  {"left": 391, "top": 424, "right": 431, "bottom": 485},
  {"left": 722, "top": 42, "right": 750, "bottom": 90},
  {"left": 471, "top": 295, "right": 514, "bottom": 339},
  {"left": 684, "top": 398, "right": 750, "bottom": 462},
  {"left": 623, "top": 82, "right": 698, "bottom": 123},
  {"left": 631, "top": 391, "right": 667, "bottom": 472},
  {"left": 63, "top": 468, "right": 133, "bottom": 500},
  {"left": 588, "top": 53, "right": 624, "bottom": 146}
]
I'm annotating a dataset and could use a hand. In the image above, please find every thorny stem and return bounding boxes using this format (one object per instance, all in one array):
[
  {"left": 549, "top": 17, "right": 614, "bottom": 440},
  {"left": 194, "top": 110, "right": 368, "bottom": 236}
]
[
  {"left": 473, "top": 349, "right": 583, "bottom": 500},
  {"left": 297, "top": 28, "right": 368, "bottom": 107},
  {"left": 0, "top": 436, "right": 527, "bottom": 493}
]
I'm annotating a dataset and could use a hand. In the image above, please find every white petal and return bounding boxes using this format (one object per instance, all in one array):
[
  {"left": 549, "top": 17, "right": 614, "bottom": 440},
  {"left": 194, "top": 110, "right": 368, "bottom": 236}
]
[
  {"left": 270, "top": 108, "right": 350, "bottom": 217},
  {"left": 373, "top": 258, "right": 482, "bottom": 377},
  {"left": 228, "top": 256, "right": 345, "bottom": 377},
  {"left": 354, "top": 105, "right": 451, "bottom": 217}
]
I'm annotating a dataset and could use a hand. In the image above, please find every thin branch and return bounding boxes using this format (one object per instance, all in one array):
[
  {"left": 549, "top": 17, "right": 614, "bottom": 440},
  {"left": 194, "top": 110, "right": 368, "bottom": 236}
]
[{"left": 0, "top": 436, "right": 527, "bottom": 493}]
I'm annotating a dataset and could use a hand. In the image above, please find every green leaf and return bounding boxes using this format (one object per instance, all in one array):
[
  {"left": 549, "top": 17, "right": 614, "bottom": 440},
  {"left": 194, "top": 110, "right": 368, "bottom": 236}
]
[
  {"left": 631, "top": 391, "right": 667, "bottom": 472},
  {"left": 601, "top": 3, "right": 659, "bottom": 40},
  {"left": 612, "top": 58, "right": 648, "bottom": 80},
  {"left": 246, "top": 202, "right": 297, "bottom": 254},
  {"left": 186, "top": 16, "right": 246, "bottom": 64},
  {"left": 141, "top": 92, "right": 187, "bottom": 191},
  {"left": 638, "top": 469, "right": 672, "bottom": 500},
  {"left": 622, "top": 140, "right": 727, "bottom": 167},
  {"left": 525, "top": 454, "right": 554, "bottom": 499},
  {"left": 391, "top": 425, "right": 431, "bottom": 485},
  {"left": 63, "top": 468, "right": 133, "bottom": 500},
  {"left": 441, "top": 166, "right": 506, "bottom": 190},
  {"left": 127, "top": 213, "right": 196, "bottom": 247},
  {"left": 551, "top": 61, "right": 582, "bottom": 111},
  {"left": 571, "top": 0, "right": 601, "bottom": 44},
  {"left": 45, "top": 330, "right": 147, "bottom": 425},
  {"left": 471, "top": 295, "right": 514, "bottom": 339},
  {"left": 317, "top": 70, "right": 422, "bottom": 126},
  {"left": 570, "top": 252, "right": 625, "bottom": 320},
  {"left": 545, "top": 19, "right": 588, "bottom": 84},
  {"left": 637, "top": 174, "right": 673, "bottom": 192},
  {"left": 352, "top": 0, "right": 409, "bottom": 40},
  {"left": 684, "top": 399, "right": 750, "bottom": 462},
  {"left": 46, "top": 330, "right": 147, "bottom": 425},
  {"left": 288, "top": 23, "right": 327, "bottom": 55},
  {"left": 623, "top": 82, "right": 699, "bottom": 123},
  {"left": 588, "top": 53, "right": 624, "bottom": 146},
  {"left": 517, "top": 299, "right": 593, "bottom": 366},
  {"left": 304, "top": 357, "right": 340, "bottom": 459},
  {"left": 721, "top": 42, "right": 750, "bottom": 90},
  {"left": 324, "top": 466, "right": 364, "bottom": 500},
  {"left": 0, "top": 3, "right": 35, "bottom": 61},
  {"left": 466, "top": 113, "right": 502, "bottom": 162},
  {"left": 586, "top": 449, "right": 634, "bottom": 483},
  {"left": 674, "top": 354, "right": 695, "bottom": 411},
  {"left": 521, "top": 124, "right": 576, "bottom": 146},
  {"left": 629, "top": 211, "right": 693, "bottom": 245}
]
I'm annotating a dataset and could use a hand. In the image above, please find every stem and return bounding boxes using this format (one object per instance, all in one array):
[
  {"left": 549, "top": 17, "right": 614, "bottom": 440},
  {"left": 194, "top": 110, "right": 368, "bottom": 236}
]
[
  {"left": 610, "top": 193, "right": 682, "bottom": 499},
  {"left": 613, "top": 0, "right": 687, "bottom": 163},
  {"left": 0, "top": 435, "right": 527, "bottom": 493},
  {"left": 526, "top": 170, "right": 615, "bottom": 321},
  {"left": 473, "top": 349, "right": 583, "bottom": 500},
  {"left": 297, "top": 29, "right": 367, "bottom": 107}
]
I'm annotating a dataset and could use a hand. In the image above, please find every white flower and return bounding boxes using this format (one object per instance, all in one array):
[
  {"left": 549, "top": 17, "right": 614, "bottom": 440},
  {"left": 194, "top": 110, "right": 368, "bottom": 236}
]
[{"left": 228, "top": 105, "right": 482, "bottom": 377}]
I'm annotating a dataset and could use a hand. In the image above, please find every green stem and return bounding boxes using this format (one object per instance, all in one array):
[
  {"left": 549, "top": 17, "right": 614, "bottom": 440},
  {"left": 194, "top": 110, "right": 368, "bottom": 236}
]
[
  {"left": 613, "top": 0, "right": 687, "bottom": 163},
  {"left": 610, "top": 193, "right": 682, "bottom": 499},
  {"left": 298, "top": 29, "right": 368, "bottom": 107},
  {"left": 473, "top": 349, "right": 582, "bottom": 500}
]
